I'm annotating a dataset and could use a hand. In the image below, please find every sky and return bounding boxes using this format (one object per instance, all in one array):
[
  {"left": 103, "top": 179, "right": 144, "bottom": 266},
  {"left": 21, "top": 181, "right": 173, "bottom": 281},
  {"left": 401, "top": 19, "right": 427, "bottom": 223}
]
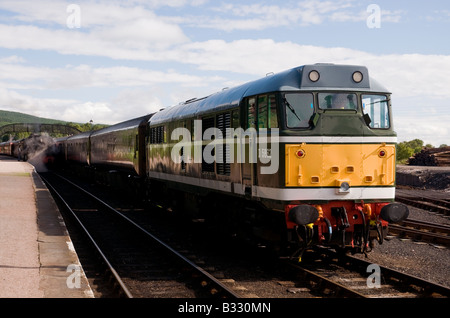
[{"left": 0, "top": 0, "right": 449, "bottom": 146}]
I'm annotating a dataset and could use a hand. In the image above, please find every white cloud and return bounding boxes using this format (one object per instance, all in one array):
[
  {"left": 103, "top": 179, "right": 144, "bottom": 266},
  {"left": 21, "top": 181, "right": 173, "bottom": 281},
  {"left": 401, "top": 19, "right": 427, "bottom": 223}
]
[
  {"left": 111, "top": 88, "right": 163, "bottom": 115},
  {"left": 0, "top": 60, "right": 225, "bottom": 124},
  {"left": 0, "top": 87, "right": 75, "bottom": 116},
  {"left": 172, "top": 39, "right": 450, "bottom": 100},
  {"left": 0, "top": 59, "right": 223, "bottom": 90},
  {"left": 0, "top": 0, "right": 208, "bottom": 26},
  {"left": 394, "top": 111, "right": 449, "bottom": 147},
  {"left": 189, "top": 1, "right": 402, "bottom": 31},
  {"left": 0, "top": 21, "right": 188, "bottom": 60},
  {"left": 1, "top": 36, "right": 450, "bottom": 128},
  {"left": 330, "top": 8, "right": 403, "bottom": 23},
  {"left": 60, "top": 101, "right": 113, "bottom": 124},
  {"left": 0, "top": 55, "right": 26, "bottom": 63},
  {"left": 0, "top": 0, "right": 67, "bottom": 25},
  {"left": 0, "top": 0, "right": 445, "bottom": 146},
  {"left": 0, "top": 1, "right": 190, "bottom": 60},
  {"left": 0, "top": 87, "right": 156, "bottom": 125}
]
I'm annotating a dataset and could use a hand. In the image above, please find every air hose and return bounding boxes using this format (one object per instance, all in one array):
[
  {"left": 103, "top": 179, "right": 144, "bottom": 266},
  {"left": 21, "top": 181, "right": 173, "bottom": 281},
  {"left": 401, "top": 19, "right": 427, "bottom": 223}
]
[{"left": 323, "top": 217, "right": 332, "bottom": 243}]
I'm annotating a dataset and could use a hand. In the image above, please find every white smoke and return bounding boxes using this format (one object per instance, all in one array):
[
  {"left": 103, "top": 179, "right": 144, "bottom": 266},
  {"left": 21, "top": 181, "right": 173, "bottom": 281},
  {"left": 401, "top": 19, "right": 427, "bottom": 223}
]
[{"left": 23, "top": 133, "right": 55, "bottom": 172}]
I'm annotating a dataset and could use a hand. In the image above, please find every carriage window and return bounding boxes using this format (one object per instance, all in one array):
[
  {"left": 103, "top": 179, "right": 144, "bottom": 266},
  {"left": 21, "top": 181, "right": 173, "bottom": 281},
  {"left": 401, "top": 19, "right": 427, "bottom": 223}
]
[
  {"left": 362, "top": 94, "right": 390, "bottom": 129},
  {"left": 318, "top": 93, "right": 357, "bottom": 110},
  {"left": 284, "top": 93, "right": 314, "bottom": 128}
]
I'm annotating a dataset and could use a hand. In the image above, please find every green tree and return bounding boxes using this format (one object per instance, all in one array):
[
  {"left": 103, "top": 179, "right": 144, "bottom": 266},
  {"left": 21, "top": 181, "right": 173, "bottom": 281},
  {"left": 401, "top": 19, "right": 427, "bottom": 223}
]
[
  {"left": 397, "top": 142, "right": 415, "bottom": 163},
  {"left": 67, "top": 122, "right": 83, "bottom": 132},
  {"left": 405, "top": 139, "right": 424, "bottom": 154}
]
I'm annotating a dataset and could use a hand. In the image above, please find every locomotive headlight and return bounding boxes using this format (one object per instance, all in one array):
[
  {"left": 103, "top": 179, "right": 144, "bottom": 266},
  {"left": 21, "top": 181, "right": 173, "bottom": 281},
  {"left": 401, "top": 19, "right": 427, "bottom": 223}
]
[
  {"left": 336, "top": 181, "right": 351, "bottom": 194},
  {"left": 308, "top": 70, "right": 320, "bottom": 82},
  {"left": 340, "top": 182, "right": 350, "bottom": 192},
  {"left": 352, "top": 71, "right": 363, "bottom": 83}
]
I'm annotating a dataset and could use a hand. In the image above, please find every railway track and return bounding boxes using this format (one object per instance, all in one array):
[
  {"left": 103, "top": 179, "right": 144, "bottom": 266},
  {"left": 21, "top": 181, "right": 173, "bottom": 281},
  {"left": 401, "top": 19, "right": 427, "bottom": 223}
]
[
  {"left": 39, "top": 172, "right": 241, "bottom": 299},
  {"left": 38, "top": 170, "right": 450, "bottom": 299},
  {"left": 284, "top": 247, "right": 450, "bottom": 298},
  {"left": 388, "top": 219, "right": 450, "bottom": 247},
  {"left": 396, "top": 195, "right": 450, "bottom": 216}
]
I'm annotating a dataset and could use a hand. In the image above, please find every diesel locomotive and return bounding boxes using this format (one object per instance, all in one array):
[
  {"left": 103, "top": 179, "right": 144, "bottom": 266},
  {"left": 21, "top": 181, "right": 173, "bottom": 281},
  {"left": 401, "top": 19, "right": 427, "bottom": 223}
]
[
  {"left": 145, "top": 63, "right": 409, "bottom": 256},
  {"left": 2, "top": 63, "right": 409, "bottom": 256}
]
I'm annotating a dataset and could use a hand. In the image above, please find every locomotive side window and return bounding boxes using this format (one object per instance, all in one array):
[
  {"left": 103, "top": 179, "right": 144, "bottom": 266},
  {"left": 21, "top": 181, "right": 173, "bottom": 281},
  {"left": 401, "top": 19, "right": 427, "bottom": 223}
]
[
  {"left": 362, "top": 94, "right": 390, "bottom": 129},
  {"left": 269, "top": 94, "right": 278, "bottom": 128},
  {"left": 232, "top": 110, "right": 239, "bottom": 128},
  {"left": 247, "top": 97, "right": 257, "bottom": 129},
  {"left": 246, "top": 94, "right": 278, "bottom": 129},
  {"left": 258, "top": 95, "right": 268, "bottom": 129},
  {"left": 318, "top": 93, "right": 357, "bottom": 110},
  {"left": 284, "top": 93, "right": 314, "bottom": 128}
]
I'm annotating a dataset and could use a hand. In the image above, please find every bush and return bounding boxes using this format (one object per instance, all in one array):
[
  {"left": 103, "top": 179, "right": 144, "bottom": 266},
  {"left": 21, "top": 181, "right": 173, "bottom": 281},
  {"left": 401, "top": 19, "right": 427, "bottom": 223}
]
[{"left": 396, "top": 139, "right": 427, "bottom": 163}]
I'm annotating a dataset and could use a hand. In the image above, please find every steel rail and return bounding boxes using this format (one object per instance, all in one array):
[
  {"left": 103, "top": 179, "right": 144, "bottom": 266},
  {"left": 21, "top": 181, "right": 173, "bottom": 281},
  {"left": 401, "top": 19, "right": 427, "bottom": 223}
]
[
  {"left": 52, "top": 173, "right": 241, "bottom": 298},
  {"left": 304, "top": 246, "right": 450, "bottom": 298},
  {"left": 283, "top": 260, "right": 367, "bottom": 298},
  {"left": 400, "top": 219, "right": 450, "bottom": 233},
  {"left": 395, "top": 196, "right": 450, "bottom": 216},
  {"left": 40, "top": 174, "right": 134, "bottom": 298},
  {"left": 344, "top": 253, "right": 450, "bottom": 297},
  {"left": 388, "top": 219, "right": 450, "bottom": 246}
]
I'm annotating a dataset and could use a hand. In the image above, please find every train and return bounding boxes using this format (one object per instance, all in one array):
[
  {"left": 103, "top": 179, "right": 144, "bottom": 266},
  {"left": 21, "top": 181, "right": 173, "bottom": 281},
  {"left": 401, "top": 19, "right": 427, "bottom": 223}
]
[
  {"left": 1, "top": 64, "right": 409, "bottom": 257},
  {"left": 0, "top": 133, "right": 55, "bottom": 162}
]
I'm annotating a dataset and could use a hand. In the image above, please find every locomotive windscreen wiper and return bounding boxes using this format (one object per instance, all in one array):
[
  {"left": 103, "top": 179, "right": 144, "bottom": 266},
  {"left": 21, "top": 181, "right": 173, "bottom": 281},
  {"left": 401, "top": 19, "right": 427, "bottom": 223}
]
[
  {"left": 364, "top": 99, "right": 389, "bottom": 106},
  {"left": 283, "top": 97, "right": 302, "bottom": 123}
]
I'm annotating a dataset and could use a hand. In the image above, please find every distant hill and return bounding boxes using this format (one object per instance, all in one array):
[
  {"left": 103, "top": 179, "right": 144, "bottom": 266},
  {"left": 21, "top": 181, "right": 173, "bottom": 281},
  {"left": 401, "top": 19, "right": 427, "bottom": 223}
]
[
  {"left": 0, "top": 110, "right": 108, "bottom": 141},
  {"left": 0, "top": 109, "right": 67, "bottom": 127}
]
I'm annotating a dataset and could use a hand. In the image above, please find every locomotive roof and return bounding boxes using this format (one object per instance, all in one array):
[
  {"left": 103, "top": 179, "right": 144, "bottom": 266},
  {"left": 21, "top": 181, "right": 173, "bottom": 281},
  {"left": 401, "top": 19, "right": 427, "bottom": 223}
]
[{"left": 149, "top": 63, "right": 390, "bottom": 125}]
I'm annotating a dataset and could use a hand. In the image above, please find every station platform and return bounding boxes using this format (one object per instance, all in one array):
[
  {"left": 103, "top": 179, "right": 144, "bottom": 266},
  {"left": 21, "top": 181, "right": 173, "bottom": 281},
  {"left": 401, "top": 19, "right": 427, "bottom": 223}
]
[{"left": 0, "top": 155, "right": 93, "bottom": 298}]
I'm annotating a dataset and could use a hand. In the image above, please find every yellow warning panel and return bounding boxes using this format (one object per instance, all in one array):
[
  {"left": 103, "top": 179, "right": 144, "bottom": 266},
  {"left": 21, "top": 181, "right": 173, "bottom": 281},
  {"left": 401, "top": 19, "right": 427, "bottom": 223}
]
[{"left": 285, "top": 143, "right": 395, "bottom": 187}]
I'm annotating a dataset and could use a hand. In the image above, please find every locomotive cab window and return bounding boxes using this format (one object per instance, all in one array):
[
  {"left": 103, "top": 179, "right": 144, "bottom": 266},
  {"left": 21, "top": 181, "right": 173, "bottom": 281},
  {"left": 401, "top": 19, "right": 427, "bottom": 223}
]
[
  {"left": 362, "top": 94, "right": 390, "bottom": 129},
  {"left": 318, "top": 93, "right": 357, "bottom": 110},
  {"left": 284, "top": 93, "right": 314, "bottom": 128}
]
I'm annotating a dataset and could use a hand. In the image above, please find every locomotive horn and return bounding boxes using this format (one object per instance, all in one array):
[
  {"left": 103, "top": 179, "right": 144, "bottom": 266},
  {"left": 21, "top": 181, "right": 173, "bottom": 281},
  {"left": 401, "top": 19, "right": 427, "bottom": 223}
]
[
  {"left": 288, "top": 205, "right": 319, "bottom": 225},
  {"left": 380, "top": 203, "right": 409, "bottom": 223}
]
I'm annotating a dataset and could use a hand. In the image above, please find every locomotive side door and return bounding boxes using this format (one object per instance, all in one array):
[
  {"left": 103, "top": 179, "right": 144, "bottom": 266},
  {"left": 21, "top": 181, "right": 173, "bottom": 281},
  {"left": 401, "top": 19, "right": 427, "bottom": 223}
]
[
  {"left": 241, "top": 94, "right": 279, "bottom": 194},
  {"left": 242, "top": 97, "right": 257, "bottom": 193}
]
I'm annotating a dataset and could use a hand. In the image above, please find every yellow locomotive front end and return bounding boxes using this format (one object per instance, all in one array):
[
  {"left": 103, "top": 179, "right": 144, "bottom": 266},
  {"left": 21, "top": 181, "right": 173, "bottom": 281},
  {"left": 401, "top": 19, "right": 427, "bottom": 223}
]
[
  {"left": 277, "top": 65, "right": 409, "bottom": 255},
  {"left": 284, "top": 141, "right": 402, "bottom": 254}
]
